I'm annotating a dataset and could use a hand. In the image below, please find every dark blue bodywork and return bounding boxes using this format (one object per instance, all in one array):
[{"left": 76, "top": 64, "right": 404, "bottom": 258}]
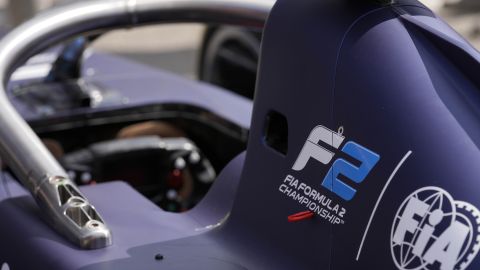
[{"left": 1, "top": 0, "right": 480, "bottom": 269}]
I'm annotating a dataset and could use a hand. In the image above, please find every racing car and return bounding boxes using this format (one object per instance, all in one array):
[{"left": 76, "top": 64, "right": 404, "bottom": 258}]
[{"left": 0, "top": 0, "right": 480, "bottom": 269}]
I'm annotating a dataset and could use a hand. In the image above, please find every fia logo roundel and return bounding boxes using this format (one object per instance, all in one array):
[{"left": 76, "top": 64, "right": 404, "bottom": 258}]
[{"left": 391, "top": 187, "right": 480, "bottom": 270}]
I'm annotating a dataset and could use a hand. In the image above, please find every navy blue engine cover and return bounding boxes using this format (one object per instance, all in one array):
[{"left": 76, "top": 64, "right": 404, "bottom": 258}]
[{"left": 227, "top": 0, "right": 480, "bottom": 269}]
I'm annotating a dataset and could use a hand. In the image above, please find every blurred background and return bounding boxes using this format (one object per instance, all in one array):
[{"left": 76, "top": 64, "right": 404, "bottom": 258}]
[{"left": 1, "top": 0, "right": 480, "bottom": 81}]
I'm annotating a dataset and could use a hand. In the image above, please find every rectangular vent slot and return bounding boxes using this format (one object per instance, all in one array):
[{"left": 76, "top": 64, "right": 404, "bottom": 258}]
[{"left": 264, "top": 110, "right": 288, "bottom": 155}]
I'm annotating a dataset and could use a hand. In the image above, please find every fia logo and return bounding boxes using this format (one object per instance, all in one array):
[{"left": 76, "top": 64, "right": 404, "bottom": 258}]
[
  {"left": 292, "top": 125, "right": 380, "bottom": 201},
  {"left": 391, "top": 187, "right": 480, "bottom": 270}
]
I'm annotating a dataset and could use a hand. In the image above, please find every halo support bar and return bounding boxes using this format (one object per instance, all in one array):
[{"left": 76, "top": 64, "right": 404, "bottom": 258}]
[{"left": 0, "top": 0, "right": 273, "bottom": 249}]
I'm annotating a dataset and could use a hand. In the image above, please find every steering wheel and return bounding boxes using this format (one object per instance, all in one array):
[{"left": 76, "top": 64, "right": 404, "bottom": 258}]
[
  {"left": 61, "top": 135, "right": 216, "bottom": 212},
  {"left": 0, "top": 0, "right": 272, "bottom": 249}
]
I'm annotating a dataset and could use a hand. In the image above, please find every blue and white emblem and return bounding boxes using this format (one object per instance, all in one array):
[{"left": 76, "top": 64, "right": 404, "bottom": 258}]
[{"left": 391, "top": 187, "right": 480, "bottom": 270}]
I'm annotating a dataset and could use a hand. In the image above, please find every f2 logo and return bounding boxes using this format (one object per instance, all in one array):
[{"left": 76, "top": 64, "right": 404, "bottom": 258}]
[{"left": 293, "top": 126, "right": 380, "bottom": 201}]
